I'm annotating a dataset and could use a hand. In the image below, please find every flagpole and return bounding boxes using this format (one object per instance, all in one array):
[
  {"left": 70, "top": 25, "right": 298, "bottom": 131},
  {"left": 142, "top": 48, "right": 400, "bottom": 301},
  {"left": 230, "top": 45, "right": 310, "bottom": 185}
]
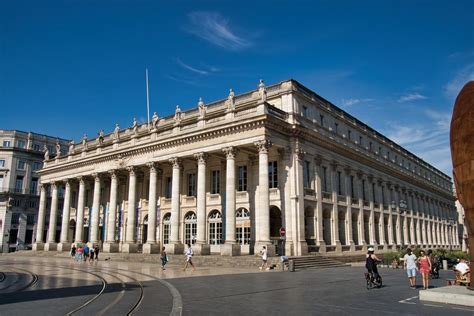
[{"left": 146, "top": 68, "right": 150, "bottom": 129}]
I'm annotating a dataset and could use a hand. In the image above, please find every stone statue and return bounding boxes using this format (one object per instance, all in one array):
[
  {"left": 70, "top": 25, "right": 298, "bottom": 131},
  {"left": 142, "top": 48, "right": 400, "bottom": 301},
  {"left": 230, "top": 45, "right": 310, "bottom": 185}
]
[
  {"left": 97, "top": 130, "right": 104, "bottom": 145},
  {"left": 114, "top": 124, "right": 120, "bottom": 140},
  {"left": 175, "top": 105, "right": 182, "bottom": 121},
  {"left": 43, "top": 144, "right": 49, "bottom": 160},
  {"left": 82, "top": 134, "right": 88, "bottom": 150},
  {"left": 55, "top": 140, "right": 61, "bottom": 157},
  {"left": 152, "top": 112, "right": 159, "bottom": 130},
  {"left": 450, "top": 80, "right": 474, "bottom": 289},
  {"left": 198, "top": 98, "right": 206, "bottom": 117},
  {"left": 132, "top": 118, "right": 138, "bottom": 135},
  {"left": 258, "top": 79, "right": 267, "bottom": 102},
  {"left": 227, "top": 89, "right": 235, "bottom": 111},
  {"left": 68, "top": 140, "right": 75, "bottom": 154}
]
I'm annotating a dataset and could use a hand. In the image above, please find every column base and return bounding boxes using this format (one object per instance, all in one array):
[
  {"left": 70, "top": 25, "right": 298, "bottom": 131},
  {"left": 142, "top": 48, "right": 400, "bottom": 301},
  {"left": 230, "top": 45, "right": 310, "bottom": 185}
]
[
  {"left": 349, "top": 241, "right": 356, "bottom": 252},
  {"left": 165, "top": 243, "right": 185, "bottom": 255},
  {"left": 255, "top": 242, "right": 275, "bottom": 257},
  {"left": 284, "top": 241, "right": 294, "bottom": 256},
  {"left": 33, "top": 242, "right": 44, "bottom": 251},
  {"left": 57, "top": 242, "right": 71, "bottom": 252},
  {"left": 103, "top": 242, "right": 120, "bottom": 253},
  {"left": 335, "top": 241, "right": 342, "bottom": 253},
  {"left": 296, "top": 241, "right": 309, "bottom": 256},
  {"left": 193, "top": 243, "right": 211, "bottom": 255},
  {"left": 143, "top": 243, "right": 161, "bottom": 254},
  {"left": 220, "top": 243, "right": 241, "bottom": 256},
  {"left": 121, "top": 243, "right": 139, "bottom": 253},
  {"left": 44, "top": 242, "right": 57, "bottom": 251}
]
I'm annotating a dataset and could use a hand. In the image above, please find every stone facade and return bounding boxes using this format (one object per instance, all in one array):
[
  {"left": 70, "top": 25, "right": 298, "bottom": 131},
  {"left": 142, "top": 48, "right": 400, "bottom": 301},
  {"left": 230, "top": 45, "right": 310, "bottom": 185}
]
[
  {"left": 0, "top": 130, "right": 69, "bottom": 252},
  {"left": 34, "top": 79, "right": 460, "bottom": 256}
]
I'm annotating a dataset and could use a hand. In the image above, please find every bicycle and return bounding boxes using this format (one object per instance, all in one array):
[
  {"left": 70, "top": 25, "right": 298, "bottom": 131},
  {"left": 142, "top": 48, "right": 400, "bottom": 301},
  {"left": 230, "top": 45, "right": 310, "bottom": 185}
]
[{"left": 365, "top": 271, "right": 383, "bottom": 289}]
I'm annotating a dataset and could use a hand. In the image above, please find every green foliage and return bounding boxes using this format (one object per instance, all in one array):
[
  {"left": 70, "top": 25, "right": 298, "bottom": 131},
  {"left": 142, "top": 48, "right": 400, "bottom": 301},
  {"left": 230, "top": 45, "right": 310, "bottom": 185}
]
[{"left": 382, "top": 251, "right": 403, "bottom": 266}]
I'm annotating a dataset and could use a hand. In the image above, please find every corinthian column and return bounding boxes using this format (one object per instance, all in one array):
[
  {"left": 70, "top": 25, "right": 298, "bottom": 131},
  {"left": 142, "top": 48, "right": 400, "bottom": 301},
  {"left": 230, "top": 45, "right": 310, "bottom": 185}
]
[
  {"left": 90, "top": 174, "right": 102, "bottom": 245},
  {"left": 33, "top": 184, "right": 47, "bottom": 250},
  {"left": 58, "top": 180, "right": 72, "bottom": 251},
  {"left": 221, "top": 147, "right": 241, "bottom": 256},
  {"left": 143, "top": 163, "right": 160, "bottom": 254},
  {"left": 194, "top": 153, "right": 210, "bottom": 255},
  {"left": 75, "top": 177, "right": 86, "bottom": 243},
  {"left": 168, "top": 158, "right": 184, "bottom": 254},
  {"left": 122, "top": 166, "right": 139, "bottom": 253},
  {"left": 104, "top": 170, "right": 119, "bottom": 253},
  {"left": 45, "top": 182, "right": 59, "bottom": 251},
  {"left": 255, "top": 140, "right": 272, "bottom": 254}
]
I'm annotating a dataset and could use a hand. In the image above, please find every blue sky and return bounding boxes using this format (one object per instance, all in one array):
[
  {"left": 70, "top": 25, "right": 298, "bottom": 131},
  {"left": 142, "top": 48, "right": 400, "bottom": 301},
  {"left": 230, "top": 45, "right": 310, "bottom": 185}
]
[{"left": 1, "top": 1, "right": 473, "bottom": 176}]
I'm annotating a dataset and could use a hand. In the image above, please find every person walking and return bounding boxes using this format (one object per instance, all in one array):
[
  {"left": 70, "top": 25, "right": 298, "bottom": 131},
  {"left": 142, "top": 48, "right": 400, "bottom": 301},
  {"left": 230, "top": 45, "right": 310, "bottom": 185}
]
[
  {"left": 183, "top": 243, "right": 195, "bottom": 272},
  {"left": 94, "top": 244, "right": 100, "bottom": 261},
  {"left": 160, "top": 246, "right": 168, "bottom": 270},
  {"left": 403, "top": 249, "right": 417, "bottom": 289},
  {"left": 417, "top": 250, "right": 432, "bottom": 290},
  {"left": 259, "top": 246, "right": 268, "bottom": 270},
  {"left": 89, "top": 246, "right": 95, "bottom": 263},
  {"left": 83, "top": 244, "right": 90, "bottom": 262},
  {"left": 70, "top": 244, "right": 76, "bottom": 260},
  {"left": 76, "top": 245, "right": 83, "bottom": 262}
]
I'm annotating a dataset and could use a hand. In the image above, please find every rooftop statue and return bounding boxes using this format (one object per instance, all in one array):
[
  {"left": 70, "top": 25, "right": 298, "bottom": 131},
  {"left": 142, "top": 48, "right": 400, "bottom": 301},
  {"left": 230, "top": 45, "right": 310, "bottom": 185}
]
[
  {"left": 175, "top": 105, "right": 182, "bottom": 121},
  {"left": 198, "top": 98, "right": 206, "bottom": 117},
  {"left": 450, "top": 80, "right": 474, "bottom": 290},
  {"left": 68, "top": 140, "right": 75, "bottom": 154},
  {"left": 227, "top": 89, "right": 235, "bottom": 110},
  {"left": 258, "top": 79, "right": 267, "bottom": 102},
  {"left": 114, "top": 124, "right": 120, "bottom": 140},
  {"left": 82, "top": 134, "right": 88, "bottom": 150},
  {"left": 132, "top": 118, "right": 138, "bottom": 135},
  {"left": 55, "top": 140, "right": 61, "bottom": 157},
  {"left": 97, "top": 130, "right": 105, "bottom": 145},
  {"left": 152, "top": 112, "right": 159, "bottom": 130},
  {"left": 43, "top": 144, "right": 49, "bottom": 161}
]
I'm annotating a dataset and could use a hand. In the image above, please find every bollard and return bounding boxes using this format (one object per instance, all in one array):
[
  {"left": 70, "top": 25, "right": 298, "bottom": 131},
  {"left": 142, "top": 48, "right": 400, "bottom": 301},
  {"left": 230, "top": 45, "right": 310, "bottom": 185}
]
[
  {"left": 442, "top": 259, "right": 448, "bottom": 270},
  {"left": 289, "top": 259, "right": 295, "bottom": 272}
]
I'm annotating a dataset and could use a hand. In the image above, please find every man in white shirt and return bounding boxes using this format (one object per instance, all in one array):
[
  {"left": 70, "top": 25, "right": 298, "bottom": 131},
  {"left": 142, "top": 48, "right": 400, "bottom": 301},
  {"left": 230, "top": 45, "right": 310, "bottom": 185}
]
[
  {"left": 403, "top": 248, "right": 417, "bottom": 289},
  {"left": 455, "top": 259, "right": 470, "bottom": 275}
]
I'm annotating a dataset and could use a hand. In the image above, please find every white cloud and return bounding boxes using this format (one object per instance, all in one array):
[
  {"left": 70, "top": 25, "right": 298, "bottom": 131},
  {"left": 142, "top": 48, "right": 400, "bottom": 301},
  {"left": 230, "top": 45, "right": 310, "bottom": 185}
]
[
  {"left": 185, "top": 12, "right": 251, "bottom": 50},
  {"left": 341, "top": 98, "right": 374, "bottom": 107},
  {"left": 384, "top": 109, "right": 452, "bottom": 175},
  {"left": 397, "top": 92, "right": 427, "bottom": 103},
  {"left": 444, "top": 63, "right": 474, "bottom": 99},
  {"left": 175, "top": 58, "right": 209, "bottom": 75}
]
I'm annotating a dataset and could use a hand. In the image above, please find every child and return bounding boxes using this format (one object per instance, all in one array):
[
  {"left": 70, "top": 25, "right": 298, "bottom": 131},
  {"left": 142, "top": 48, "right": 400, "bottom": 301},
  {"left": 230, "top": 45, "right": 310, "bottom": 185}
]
[{"left": 160, "top": 246, "right": 168, "bottom": 270}]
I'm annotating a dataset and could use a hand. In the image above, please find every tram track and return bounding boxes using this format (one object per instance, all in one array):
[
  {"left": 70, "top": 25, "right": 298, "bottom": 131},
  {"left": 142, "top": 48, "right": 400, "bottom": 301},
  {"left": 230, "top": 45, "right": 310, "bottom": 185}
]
[{"left": 0, "top": 265, "right": 39, "bottom": 293}]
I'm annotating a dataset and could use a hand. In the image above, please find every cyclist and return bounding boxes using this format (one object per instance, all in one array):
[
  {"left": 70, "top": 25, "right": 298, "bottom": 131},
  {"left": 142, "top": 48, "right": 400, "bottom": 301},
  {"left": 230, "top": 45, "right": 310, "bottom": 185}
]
[{"left": 366, "top": 247, "right": 381, "bottom": 279}]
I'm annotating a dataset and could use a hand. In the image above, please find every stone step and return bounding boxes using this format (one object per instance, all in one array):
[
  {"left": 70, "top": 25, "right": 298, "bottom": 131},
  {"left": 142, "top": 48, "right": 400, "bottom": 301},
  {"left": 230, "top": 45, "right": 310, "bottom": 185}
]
[{"left": 286, "top": 255, "right": 349, "bottom": 271}]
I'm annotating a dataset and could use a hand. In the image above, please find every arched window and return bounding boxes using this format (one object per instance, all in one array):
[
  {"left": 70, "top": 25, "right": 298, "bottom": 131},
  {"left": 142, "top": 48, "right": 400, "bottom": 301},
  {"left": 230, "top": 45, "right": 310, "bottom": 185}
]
[
  {"left": 184, "top": 212, "right": 197, "bottom": 245},
  {"left": 208, "top": 210, "right": 222, "bottom": 245},
  {"left": 162, "top": 213, "right": 171, "bottom": 244},
  {"left": 236, "top": 208, "right": 251, "bottom": 245}
]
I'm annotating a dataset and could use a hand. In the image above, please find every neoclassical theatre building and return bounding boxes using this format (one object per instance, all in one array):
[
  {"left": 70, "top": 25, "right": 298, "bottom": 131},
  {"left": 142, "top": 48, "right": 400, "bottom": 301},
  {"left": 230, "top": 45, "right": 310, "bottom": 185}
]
[{"left": 33, "top": 79, "right": 460, "bottom": 256}]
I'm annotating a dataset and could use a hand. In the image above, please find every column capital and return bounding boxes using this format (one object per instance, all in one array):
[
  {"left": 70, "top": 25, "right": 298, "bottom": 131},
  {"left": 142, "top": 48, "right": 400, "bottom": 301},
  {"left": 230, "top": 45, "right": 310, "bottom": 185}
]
[
  {"left": 108, "top": 169, "right": 118, "bottom": 179},
  {"left": 91, "top": 173, "right": 102, "bottom": 181},
  {"left": 223, "top": 147, "right": 238, "bottom": 159},
  {"left": 367, "top": 175, "right": 374, "bottom": 183},
  {"left": 356, "top": 170, "right": 364, "bottom": 179},
  {"left": 147, "top": 162, "right": 158, "bottom": 172},
  {"left": 194, "top": 152, "right": 208, "bottom": 164},
  {"left": 254, "top": 139, "right": 272, "bottom": 154},
  {"left": 63, "top": 179, "right": 71, "bottom": 187},
  {"left": 50, "top": 181, "right": 57, "bottom": 189},
  {"left": 169, "top": 157, "right": 182, "bottom": 168},
  {"left": 76, "top": 176, "right": 85, "bottom": 185},
  {"left": 344, "top": 166, "right": 352, "bottom": 175},
  {"left": 330, "top": 161, "right": 338, "bottom": 171},
  {"left": 314, "top": 155, "right": 323, "bottom": 166},
  {"left": 126, "top": 166, "right": 137, "bottom": 176}
]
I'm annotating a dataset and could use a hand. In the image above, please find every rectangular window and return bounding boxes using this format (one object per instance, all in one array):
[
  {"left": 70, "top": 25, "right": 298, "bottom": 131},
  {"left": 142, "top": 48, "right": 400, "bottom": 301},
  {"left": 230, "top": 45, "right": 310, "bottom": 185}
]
[
  {"left": 2, "top": 140, "right": 11, "bottom": 147},
  {"left": 0, "top": 159, "right": 5, "bottom": 167},
  {"left": 27, "top": 214, "right": 35, "bottom": 225},
  {"left": 17, "top": 140, "right": 25, "bottom": 148},
  {"left": 15, "top": 176, "right": 24, "bottom": 193},
  {"left": 268, "top": 161, "right": 278, "bottom": 189},
  {"left": 381, "top": 186, "right": 385, "bottom": 205},
  {"left": 379, "top": 146, "right": 382, "bottom": 155},
  {"left": 359, "top": 136, "right": 363, "bottom": 146},
  {"left": 322, "top": 166, "right": 328, "bottom": 192},
  {"left": 33, "top": 143, "right": 41, "bottom": 151},
  {"left": 303, "top": 160, "right": 311, "bottom": 188},
  {"left": 237, "top": 166, "right": 247, "bottom": 191},
  {"left": 302, "top": 106, "right": 308, "bottom": 117},
  {"left": 211, "top": 170, "right": 220, "bottom": 194},
  {"left": 362, "top": 179, "right": 366, "bottom": 201},
  {"left": 163, "top": 224, "right": 170, "bottom": 244},
  {"left": 165, "top": 177, "right": 172, "bottom": 198},
  {"left": 369, "top": 142, "right": 372, "bottom": 151},
  {"left": 32, "top": 161, "right": 42, "bottom": 171},
  {"left": 320, "top": 114, "right": 324, "bottom": 126},
  {"left": 0, "top": 175, "right": 4, "bottom": 191},
  {"left": 187, "top": 173, "right": 196, "bottom": 196},
  {"left": 11, "top": 213, "right": 20, "bottom": 225},
  {"left": 337, "top": 171, "right": 342, "bottom": 195},
  {"left": 372, "top": 183, "right": 376, "bottom": 201},
  {"left": 334, "top": 122, "right": 338, "bottom": 134},
  {"left": 350, "top": 175, "right": 355, "bottom": 198},
  {"left": 8, "top": 229, "right": 18, "bottom": 244},
  {"left": 17, "top": 160, "right": 26, "bottom": 170},
  {"left": 30, "top": 178, "right": 38, "bottom": 195},
  {"left": 348, "top": 130, "right": 352, "bottom": 140}
]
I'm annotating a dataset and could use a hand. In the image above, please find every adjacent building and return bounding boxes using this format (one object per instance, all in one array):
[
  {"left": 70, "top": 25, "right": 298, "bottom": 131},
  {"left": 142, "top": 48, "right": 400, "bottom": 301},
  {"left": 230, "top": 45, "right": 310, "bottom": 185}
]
[
  {"left": 0, "top": 130, "right": 69, "bottom": 252},
  {"left": 33, "top": 79, "right": 460, "bottom": 256}
]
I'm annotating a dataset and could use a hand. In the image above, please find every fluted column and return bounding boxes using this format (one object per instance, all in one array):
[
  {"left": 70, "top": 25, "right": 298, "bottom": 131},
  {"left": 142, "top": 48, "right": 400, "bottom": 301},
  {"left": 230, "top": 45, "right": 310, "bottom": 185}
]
[
  {"left": 377, "top": 181, "right": 386, "bottom": 246},
  {"left": 408, "top": 192, "right": 415, "bottom": 245},
  {"left": 367, "top": 177, "right": 376, "bottom": 245},
  {"left": 330, "top": 164, "right": 340, "bottom": 246},
  {"left": 33, "top": 184, "right": 47, "bottom": 250},
  {"left": 45, "top": 182, "right": 59, "bottom": 251},
  {"left": 90, "top": 173, "right": 101, "bottom": 244},
  {"left": 104, "top": 170, "right": 119, "bottom": 252},
  {"left": 345, "top": 169, "right": 354, "bottom": 248},
  {"left": 394, "top": 187, "right": 402, "bottom": 246},
  {"left": 126, "top": 167, "right": 137, "bottom": 243},
  {"left": 143, "top": 163, "right": 160, "bottom": 254},
  {"left": 315, "top": 158, "right": 325, "bottom": 248},
  {"left": 386, "top": 184, "right": 395, "bottom": 246},
  {"left": 58, "top": 180, "right": 72, "bottom": 251},
  {"left": 421, "top": 197, "right": 427, "bottom": 245},
  {"left": 255, "top": 140, "right": 271, "bottom": 245},
  {"left": 194, "top": 153, "right": 210, "bottom": 255},
  {"left": 75, "top": 177, "right": 86, "bottom": 243},
  {"left": 167, "top": 158, "right": 184, "bottom": 254},
  {"left": 426, "top": 198, "right": 433, "bottom": 245},
  {"left": 414, "top": 194, "right": 422, "bottom": 245},
  {"left": 357, "top": 172, "right": 367, "bottom": 246}
]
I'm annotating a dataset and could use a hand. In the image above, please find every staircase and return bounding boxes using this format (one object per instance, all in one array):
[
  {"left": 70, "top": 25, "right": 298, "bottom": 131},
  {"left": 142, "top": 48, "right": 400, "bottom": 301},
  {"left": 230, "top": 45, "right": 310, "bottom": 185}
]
[{"left": 287, "top": 255, "right": 349, "bottom": 271}]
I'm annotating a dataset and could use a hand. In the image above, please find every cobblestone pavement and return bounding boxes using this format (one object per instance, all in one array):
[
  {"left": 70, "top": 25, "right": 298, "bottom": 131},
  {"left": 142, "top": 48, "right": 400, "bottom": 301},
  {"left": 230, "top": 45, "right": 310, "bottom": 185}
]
[{"left": 1, "top": 256, "right": 473, "bottom": 315}]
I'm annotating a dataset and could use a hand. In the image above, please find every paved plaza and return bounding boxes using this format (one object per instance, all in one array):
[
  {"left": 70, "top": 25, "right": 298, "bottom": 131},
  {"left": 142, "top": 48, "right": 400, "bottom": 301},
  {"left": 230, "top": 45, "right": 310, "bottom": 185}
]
[{"left": 1, "top": 255, "right": 473, "bottom": 315}]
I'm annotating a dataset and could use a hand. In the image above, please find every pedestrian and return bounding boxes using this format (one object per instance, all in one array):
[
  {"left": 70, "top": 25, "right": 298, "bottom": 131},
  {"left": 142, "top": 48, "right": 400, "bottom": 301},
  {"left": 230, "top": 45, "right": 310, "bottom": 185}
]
[
  {"left": 417, "top": 250, "right": 432, "bottom": 290},
  {"left": 403, "top": 248, "right": 417, "bottom": 289},
  {"left": 183, "top": 243, "right": 195, "bottom": 272},
  {"left": 76, "top": 245, "right": 83, "bottom": 262},
  {"left": 94, "top": 244, "right": 100, "bottom": 261},
  {"left": 83, "top": 244, "right": 90, "bottom": 262},
  {"left": 70, "top": 244, "right": 76, "bottom": 260},
  {"left": 89, "top": 246, "right": 95, "bottom": 263},
  {"left": 259, "top": 246, "right": 268, "bottom": 270},
  {"left": 160, "top": 246, "right": 168, "bottom": 270}
]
